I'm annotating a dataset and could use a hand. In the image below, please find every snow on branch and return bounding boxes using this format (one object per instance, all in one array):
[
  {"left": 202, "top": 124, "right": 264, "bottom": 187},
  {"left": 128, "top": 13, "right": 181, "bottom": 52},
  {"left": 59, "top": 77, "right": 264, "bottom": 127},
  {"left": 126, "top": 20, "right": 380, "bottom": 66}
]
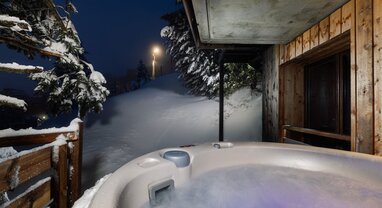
[
  {"left": 0, "top": 14, "right": 31, "bottom": 32},
  {"left": 0, "top": 94, "right": 27, "bottom": 111},
  {"left": 0, "top": 36, "right": 62, "bottom": 58},
  {"left": 0, "top": 62, "right": 43, "bottom": 74}
]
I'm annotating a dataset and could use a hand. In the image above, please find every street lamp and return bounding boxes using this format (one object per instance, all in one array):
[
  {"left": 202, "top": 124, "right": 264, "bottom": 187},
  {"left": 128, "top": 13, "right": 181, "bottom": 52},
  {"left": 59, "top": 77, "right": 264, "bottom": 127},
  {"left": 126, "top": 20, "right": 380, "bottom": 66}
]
[{"left": 152, "top": 46, "right": 160, "bottom": 80}]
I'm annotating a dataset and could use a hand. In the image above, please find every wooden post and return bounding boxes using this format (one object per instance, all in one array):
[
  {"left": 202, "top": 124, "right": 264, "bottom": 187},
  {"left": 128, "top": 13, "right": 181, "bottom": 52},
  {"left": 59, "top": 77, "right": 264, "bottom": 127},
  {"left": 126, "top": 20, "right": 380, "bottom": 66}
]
[
  {"left": 374, "top": 0, "right": 382, "bottom": 156},
  {"left": 68, "top": 121, "right": 83, "bottom": 206},
  {"left": 53, "top": 144, "right": 68, "bottom": 208},
  {"left": 353, "top": 0, "right": 374, "bottom": 154},
  {"left": 219, "top": 52, "right": 225, "bottom": 142},
  {"left": 281, "top": 125, "right": 288, "bottom": 143}
]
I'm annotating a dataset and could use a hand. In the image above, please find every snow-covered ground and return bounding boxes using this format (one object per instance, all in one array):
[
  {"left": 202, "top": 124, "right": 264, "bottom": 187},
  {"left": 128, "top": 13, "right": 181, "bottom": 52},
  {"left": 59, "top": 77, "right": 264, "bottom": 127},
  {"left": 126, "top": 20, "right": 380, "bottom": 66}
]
[{"left": 82, "top": 73, "right": 262, "bottom": 189}]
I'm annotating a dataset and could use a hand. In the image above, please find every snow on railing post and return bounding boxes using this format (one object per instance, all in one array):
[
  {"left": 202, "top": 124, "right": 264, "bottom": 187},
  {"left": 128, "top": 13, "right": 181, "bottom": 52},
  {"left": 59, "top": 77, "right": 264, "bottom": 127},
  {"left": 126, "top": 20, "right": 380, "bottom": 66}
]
[{"left": 52, "top": 143, "right": 68, "bottom": 208}]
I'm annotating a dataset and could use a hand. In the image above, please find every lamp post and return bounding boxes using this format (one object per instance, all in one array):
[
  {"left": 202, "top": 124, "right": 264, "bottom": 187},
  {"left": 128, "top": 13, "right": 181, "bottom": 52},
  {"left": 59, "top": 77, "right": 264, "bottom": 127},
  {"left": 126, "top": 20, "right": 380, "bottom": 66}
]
[{"left": 152, "top": 47, "right": 160, "bottom": 80}]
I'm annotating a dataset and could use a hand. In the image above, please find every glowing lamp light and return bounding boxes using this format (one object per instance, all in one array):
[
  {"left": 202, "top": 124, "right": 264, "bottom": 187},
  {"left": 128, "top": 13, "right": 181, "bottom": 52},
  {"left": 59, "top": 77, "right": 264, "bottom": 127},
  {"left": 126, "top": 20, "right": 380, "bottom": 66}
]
[
  {"left": 152, "top": 46, "right": 161, "bottom": 80},
  {"left": 153, "top": 47, "right": 160, "bottom": 55}
]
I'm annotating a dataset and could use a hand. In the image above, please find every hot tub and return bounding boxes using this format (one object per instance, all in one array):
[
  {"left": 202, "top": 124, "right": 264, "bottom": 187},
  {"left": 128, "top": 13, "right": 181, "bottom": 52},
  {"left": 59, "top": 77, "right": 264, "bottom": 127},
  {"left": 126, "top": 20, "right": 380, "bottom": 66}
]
[{"left": 88, "top": 142, "right": 382, "bottom": 208}]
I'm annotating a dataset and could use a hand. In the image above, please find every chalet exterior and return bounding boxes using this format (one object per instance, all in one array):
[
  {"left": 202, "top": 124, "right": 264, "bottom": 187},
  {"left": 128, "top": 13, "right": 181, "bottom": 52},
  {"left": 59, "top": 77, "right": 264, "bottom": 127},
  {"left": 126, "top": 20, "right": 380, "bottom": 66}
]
[{"left": 182, "top": 0, "right": 382, "bottom": 156}]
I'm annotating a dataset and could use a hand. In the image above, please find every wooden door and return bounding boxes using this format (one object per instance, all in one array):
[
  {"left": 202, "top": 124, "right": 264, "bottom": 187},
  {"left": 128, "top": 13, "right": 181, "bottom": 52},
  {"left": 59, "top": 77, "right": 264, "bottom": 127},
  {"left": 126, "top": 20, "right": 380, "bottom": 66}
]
[
  {"left": 305, "top": 50, "right": 350, "bottom": 135},
  {"left": 305, "top": 56, "right": 339, "bottom": 133}
]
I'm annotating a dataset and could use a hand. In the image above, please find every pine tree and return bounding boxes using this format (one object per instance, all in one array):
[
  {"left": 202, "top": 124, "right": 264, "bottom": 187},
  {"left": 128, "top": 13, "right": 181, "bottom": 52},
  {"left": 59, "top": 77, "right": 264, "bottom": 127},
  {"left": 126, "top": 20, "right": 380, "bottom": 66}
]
[
  {"left": 224, "top": 63, "right": 261, "bottom": 95},
  {"left": 0, "top": 0, "right": 109, "bottom": 119},
  {"left": 161, "top": 10, "right": 261, "bottom": 98},
  {"left": 161, "top": 10, "right": 221, "bottom": 98},
  {"left": 136, "top": 60, "right": 150, "bottom": 88}
]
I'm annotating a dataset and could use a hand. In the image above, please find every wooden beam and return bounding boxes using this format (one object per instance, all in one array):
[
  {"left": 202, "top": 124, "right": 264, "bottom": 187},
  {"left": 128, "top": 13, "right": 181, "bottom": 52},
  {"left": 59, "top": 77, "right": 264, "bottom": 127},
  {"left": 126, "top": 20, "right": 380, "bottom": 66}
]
[
  {"left": 354, "top": 0, "right": 374, "bottom": 154},
  {"left": 374, "top": 0, "right": 382, "bottom": 156},
  {"left": 283, "top": 125, "right": 351, "bottom": 142},
  {"left": 0, "top": 132, "right": 77, "bottom": 147},
  {"left": 0, "top": 147, "right": 51, "bottom": 193}
]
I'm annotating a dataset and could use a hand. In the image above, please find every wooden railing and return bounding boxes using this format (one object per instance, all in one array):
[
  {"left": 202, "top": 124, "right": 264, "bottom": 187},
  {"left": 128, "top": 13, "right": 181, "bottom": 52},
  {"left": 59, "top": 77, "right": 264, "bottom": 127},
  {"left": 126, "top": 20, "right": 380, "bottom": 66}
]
[
  {"left": 281, "top": 125, "right": 350, "bottom": 144},
  {"left": 0, "top": 120, "right": 83, "bottom": 208}
]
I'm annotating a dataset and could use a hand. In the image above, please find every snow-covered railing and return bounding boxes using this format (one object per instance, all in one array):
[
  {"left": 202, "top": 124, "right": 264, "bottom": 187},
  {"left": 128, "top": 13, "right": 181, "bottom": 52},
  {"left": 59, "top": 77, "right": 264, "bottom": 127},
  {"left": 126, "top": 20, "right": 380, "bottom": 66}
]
[{"left": 0, "top": 119, "right": 83, "bottom": 208}]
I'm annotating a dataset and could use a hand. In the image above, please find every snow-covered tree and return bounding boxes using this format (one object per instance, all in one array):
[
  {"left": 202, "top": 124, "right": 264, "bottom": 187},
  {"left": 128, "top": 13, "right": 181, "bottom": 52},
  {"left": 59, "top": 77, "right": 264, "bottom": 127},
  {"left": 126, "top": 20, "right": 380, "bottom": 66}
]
[
  {"left": 224, "top": 63, "right": 261, "bottom": 95},
  {"left": 136, "top": 60, "right": 150, "bottom": 88},
  {"left": 161, "top": 10, "right": 261, "bottom": 98},
  {"left": 0, "top": 0, "right": 109, "bottom": 118},
  {"left": 161, "top": 10, "right": 221, "bottom": 98}
]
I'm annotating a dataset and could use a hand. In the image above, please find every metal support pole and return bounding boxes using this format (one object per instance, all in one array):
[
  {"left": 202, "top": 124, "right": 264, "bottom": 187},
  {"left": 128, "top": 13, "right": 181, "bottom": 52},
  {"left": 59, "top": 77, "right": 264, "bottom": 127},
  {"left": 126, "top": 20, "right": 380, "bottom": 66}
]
[
  {"left": 219, "top": 51, "right": 225, "bottom": 142},
  {"left": 152, "top": 54, "right": 156, "bottom": 80}
]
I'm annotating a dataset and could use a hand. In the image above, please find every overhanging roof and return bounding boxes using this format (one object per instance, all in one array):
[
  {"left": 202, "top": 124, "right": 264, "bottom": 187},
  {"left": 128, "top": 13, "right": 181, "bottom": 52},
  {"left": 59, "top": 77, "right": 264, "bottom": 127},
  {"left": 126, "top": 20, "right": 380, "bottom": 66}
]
[{"left": 184, "top": 0, "right": 349, "bottom": 46}]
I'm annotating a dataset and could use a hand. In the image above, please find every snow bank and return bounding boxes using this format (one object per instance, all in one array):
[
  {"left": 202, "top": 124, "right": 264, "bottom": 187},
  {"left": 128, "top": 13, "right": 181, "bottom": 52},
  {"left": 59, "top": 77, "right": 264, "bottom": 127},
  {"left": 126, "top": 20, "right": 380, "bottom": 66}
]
[
  {"left": 82, "top": 73, "right": 262, "bottom": 189},
  {"left": 72, "top": 174, "right": 111, "bottom": 208}
]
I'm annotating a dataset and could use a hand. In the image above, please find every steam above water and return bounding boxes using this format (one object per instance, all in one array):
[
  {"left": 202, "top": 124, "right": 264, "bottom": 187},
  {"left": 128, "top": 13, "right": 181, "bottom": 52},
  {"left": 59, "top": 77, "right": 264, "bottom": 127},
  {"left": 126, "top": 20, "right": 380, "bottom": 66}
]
[{"left": 150, "top": 165, "right": 382, "bottom": 208}]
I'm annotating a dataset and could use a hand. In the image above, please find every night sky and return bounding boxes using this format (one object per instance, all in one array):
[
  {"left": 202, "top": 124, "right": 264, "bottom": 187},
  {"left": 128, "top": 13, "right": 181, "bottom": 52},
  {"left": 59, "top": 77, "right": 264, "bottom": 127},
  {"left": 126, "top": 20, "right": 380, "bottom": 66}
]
[{"left": 0, "top": 0, "right": 180, "bottom": 91}]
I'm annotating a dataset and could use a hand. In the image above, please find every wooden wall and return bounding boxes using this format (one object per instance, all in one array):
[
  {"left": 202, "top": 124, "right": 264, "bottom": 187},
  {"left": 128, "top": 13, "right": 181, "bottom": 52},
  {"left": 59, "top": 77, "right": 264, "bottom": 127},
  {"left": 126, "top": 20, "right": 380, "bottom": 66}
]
[
  {"left": 351, "top": 0, "right": 382, "bottom": 155},
  {"left": 262, "top": 0, "right": 382, "bottom": 155},
  {"left": 262, "top": 46, "right": 279, "bottom": 141},
  {"left": 375, "top": 0, "right": 382, "bottom": 156},
  {"left": 280, "top": 63, "right": 304, "bottom": 128}
]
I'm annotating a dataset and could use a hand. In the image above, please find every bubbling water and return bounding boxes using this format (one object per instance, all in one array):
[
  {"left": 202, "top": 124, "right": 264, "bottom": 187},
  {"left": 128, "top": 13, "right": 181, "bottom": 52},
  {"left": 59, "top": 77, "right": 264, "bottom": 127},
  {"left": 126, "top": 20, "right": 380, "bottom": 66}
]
[{"left": 147, "top": 164, "right": 382, "bottom": 208}]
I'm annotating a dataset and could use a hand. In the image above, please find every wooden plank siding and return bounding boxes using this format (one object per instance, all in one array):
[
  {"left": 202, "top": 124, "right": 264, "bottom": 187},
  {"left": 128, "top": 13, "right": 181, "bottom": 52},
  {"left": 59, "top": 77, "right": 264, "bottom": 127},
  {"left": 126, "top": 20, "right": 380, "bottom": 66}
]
[
  {"left": 330, "top": 9, "right": 342, "bottom": 39},
  {"left": 342, "top": 1, "right": 353, "bottom": 32},
  {"left": 0, "top": 120, "right": 84, "bottom": 207},
  {"left": 5, "top": 178, "right": 51, "bottom": 208},
  {"left": 0, "top": 147, "right": 51, "bottom": 193},
  {"left": 319, "top": 17, "right": 330, "bottom": 44},
  {"left": 295, "top": 36, "right": 303, "bottom": 57},
  {"left": 374, "top": 0, "right": 382, "bottom": 156},
  {"left": 302, "top": 30, "right": 311, "bottom": 54},
  {"left": 354, "top": 0, "right": 374, "bottom": 154},
  {"left": 350, "top": 0, "right": 357, "bottom": 152},
  {"left": 274, "top": 0, "right": 382, "bottom": 155},
  {"left": 310, "top": 25, "right": 320, "bottom": 49}
]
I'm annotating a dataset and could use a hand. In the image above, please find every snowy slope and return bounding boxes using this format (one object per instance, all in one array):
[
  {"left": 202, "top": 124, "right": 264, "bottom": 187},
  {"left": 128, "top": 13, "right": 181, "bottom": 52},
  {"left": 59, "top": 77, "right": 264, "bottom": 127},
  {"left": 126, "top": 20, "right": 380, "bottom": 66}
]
[{"left": 82, "top": 73, "right": 262, "bottom": 189}]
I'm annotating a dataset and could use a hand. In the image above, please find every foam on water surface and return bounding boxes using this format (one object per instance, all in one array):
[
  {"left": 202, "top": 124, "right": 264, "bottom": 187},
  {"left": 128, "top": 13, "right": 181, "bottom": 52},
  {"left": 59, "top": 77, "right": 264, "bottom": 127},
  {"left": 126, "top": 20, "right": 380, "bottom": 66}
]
[{"left": 148, "top": 164, "right": 382, "bottom": 208}]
